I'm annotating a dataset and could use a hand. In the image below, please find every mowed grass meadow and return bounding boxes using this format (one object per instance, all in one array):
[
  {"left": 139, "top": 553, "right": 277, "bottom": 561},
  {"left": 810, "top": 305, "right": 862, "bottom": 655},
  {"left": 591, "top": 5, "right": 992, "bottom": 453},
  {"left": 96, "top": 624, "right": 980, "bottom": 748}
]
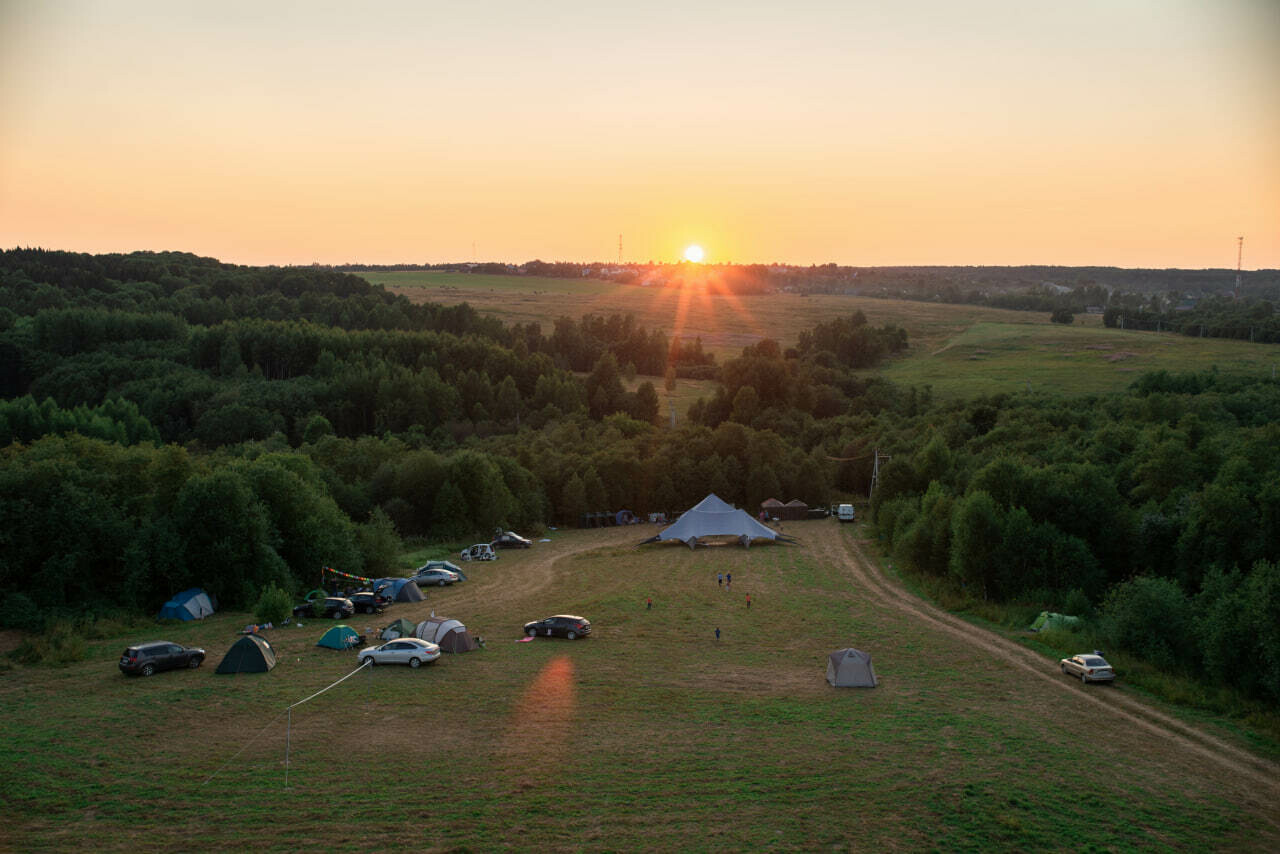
[
  {"left": 366, "top": 271, "right": 1280, "bottom": 400},
  {"left": 2, "top": 524, "right": 1271, "bottom": 851}
]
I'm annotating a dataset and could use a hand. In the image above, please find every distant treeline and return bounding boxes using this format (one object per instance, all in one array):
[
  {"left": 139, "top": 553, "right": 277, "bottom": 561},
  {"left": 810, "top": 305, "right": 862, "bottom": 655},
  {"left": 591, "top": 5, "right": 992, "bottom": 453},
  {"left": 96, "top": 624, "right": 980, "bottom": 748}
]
[{"left": 1103, "top": 296, "right": 1280, "bottom": 343}]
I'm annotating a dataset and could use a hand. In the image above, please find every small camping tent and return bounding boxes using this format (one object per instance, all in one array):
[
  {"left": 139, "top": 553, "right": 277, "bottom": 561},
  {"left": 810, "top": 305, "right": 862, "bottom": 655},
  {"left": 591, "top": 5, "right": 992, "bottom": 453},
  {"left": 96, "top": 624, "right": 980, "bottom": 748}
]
[
  {"left": 418, "top": 560, "right": 463, "bottom": 575},
  {"left": 415, "top": 617, "right": 479, "bottom": 653},
  {"left": 158, "top": 588, "right": 215, "bottom": 621},
  {"left": 216, "top": 635, "right": 277, "bottom": 674},
  {"left": 760, "top": 498, "right": 785, "bottom": 519},
  {"left": 781, "top": 499, "right": 809, "bottom": 521},
  {"left": 1029, "top": 611, "right": 1083, "bottom": 632},
  {"left": 317, "top": 625, "right": 360, "bottom": 649},
  {"left": 642, "top": 493, "right": 795, "bottom": 549},
  {"left": 380, "top": 618, "right": 417, "bottom": 640},
  {"left": 375, "top": 577, "right": 425, "bottom": 603},
  {"left": 826, "top": 648, "right": 877, "bottom": 687}
]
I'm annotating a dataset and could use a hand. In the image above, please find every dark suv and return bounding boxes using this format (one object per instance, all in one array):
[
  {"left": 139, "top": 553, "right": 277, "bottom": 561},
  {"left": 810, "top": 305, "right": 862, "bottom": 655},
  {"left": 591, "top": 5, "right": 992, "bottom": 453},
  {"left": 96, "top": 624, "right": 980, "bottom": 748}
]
[
  {"left": 293, "top": 597, "right": 356, "bottom": 620},
  {"left": 350, "top": 591, "right": 390, "bottom": 614},
  {"left": 119, "top": 641, "right": 206, "bottom": 676},
  {"left": 523, "top": 615, "right": 591, "bottom": 639}
]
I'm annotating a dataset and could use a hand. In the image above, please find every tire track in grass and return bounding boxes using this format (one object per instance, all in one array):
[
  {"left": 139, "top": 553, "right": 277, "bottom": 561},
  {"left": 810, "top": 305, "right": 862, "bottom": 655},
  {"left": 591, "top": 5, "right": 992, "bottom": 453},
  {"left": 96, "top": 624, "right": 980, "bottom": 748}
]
[{"left": 812, "top": 524, "right": 1280, "bottom": 803}]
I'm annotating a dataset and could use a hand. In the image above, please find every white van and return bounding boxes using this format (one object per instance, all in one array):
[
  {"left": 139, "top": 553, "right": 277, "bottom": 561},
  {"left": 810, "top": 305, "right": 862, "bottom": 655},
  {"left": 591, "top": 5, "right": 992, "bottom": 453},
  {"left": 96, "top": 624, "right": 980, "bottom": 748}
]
[
  {"left": 460, "top": 543, "right": 498, "bottom": 562},
  {"left": 837, "top": 504, "right": 856, "bottom": 523}
]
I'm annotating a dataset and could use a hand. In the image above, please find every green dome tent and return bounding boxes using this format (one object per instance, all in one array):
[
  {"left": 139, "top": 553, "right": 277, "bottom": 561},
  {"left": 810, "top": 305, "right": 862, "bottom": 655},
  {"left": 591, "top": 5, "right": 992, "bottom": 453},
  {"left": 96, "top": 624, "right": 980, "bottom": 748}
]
[
  {"left": 1030, "top": 611, "right": 1083, "bottom": 632},
  {"left": 317, "top": 624, "right": 360, "bottom": 649},
  {"left": 380, "top": 618, "right": 417, "bottom": 640},
  {"left": 215, "top": 635, "right": 277, "bottom": 674}
]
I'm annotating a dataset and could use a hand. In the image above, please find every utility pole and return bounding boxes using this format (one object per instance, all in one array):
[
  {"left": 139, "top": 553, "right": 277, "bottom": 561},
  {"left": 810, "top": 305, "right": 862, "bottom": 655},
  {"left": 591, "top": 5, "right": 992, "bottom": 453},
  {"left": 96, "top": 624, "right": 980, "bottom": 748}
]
[
  {"left": 618, "top": 234, "right": 623, "bottom": 265},
  {"left": 869, "top": 449, "right": 891, "bottom": 498}
]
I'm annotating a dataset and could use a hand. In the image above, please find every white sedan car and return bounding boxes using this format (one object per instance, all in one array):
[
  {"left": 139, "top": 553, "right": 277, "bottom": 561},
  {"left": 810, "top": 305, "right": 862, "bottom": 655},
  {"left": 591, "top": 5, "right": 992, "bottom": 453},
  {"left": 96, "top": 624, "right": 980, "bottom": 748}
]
[
  {"left": 358, "top": 638, "right": 441, "bottom": 668},
  {"left": 1060, "top": 652, "right": 1115, "bottom": 684}
]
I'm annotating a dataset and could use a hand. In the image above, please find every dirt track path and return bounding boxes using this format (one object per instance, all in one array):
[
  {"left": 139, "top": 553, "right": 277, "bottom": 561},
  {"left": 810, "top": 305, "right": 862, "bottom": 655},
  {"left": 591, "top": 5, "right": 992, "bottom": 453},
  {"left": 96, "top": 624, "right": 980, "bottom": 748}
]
[
  {"left": 430, "top": 527, "right": 640, "bottom": 617},
  {"left": 811, "top": 523, "right": 1280, "bottom": 803}
]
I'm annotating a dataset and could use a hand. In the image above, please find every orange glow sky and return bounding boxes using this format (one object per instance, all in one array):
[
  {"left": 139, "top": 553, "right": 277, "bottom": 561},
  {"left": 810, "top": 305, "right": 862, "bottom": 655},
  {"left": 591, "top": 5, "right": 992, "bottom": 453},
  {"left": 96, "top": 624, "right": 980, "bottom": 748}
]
[{"left": 1, "top": 1, "right": 1276, "bottom": 269}]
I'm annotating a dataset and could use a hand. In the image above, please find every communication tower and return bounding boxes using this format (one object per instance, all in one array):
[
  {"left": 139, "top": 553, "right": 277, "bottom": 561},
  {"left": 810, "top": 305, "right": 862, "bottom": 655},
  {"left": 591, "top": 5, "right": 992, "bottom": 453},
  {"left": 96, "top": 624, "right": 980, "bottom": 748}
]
[{"left": 1235, "top": 236, "right": 1244, "bottom": 299}]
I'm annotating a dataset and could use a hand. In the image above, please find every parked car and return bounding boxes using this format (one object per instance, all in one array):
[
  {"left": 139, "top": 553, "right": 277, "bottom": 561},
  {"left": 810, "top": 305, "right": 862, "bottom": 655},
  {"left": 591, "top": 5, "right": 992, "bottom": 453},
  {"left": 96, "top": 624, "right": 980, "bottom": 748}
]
[
  {"left": 350, "top": 591, "right": 390, "bottom": 614},
  {"left": 293, "top": 597, "right": 355, "bottom": 620},
  {"left": 523, "top": 615, "right": 592, "bottom": 639},
  {"left": 1060, "top": 652, "right": 1115, "bottom": 684},
  {"left": 491, "top": 531, "right": 532, "bottom": 549},
  {"left": 119, "top": 641, "right": 206, "bottom": 676},
  {"left": 358, "top": 638, "right": 441, "bottom": 668},
  {"left": 460, "top": 543, "right": 498, "bottom": 562},
  {"left": 837, "top": 504, "right": 856, "bottom": 523},
  {"left": 412, "top": 566, "right": 458, "bottom": 587}
]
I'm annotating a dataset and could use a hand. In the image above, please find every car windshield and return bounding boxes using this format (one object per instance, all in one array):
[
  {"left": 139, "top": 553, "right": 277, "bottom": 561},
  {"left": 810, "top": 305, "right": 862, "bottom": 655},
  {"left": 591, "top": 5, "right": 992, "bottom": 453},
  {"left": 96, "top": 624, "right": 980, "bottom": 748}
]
[{"left": 1082, "top": 657, "right": 1108, "bottom": 666}]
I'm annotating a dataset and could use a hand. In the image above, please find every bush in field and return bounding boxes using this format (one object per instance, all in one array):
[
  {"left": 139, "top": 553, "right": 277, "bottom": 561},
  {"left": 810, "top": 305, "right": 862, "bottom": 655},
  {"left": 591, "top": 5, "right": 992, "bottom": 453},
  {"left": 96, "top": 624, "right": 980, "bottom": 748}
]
[{"left": 254, "top": 584, "right": 293, "bottom": 625}]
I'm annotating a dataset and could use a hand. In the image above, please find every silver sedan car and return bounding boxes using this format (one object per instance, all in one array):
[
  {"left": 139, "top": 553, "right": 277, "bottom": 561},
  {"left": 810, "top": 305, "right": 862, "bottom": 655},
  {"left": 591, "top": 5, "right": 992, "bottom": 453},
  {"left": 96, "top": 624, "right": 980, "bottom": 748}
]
[
  {"left": 1060, "top": 653, "right": 1115, "bottom": 684},
  {"left": 358, "top": 638, "right": 441, "bottom": 668}
]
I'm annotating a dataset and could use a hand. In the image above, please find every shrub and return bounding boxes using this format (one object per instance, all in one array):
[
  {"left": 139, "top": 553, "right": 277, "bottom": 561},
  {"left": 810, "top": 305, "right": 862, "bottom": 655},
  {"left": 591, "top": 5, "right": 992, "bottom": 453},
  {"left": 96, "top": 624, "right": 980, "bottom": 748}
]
[
  {"left": 0, "top": 592, "right": 42, "bottom": 632},
  {"left": 1101, "top": 576, "right": 1195, "bottom": 670},
  {"left": 254, "top": 584, "right": 293, "bottom": 625}
]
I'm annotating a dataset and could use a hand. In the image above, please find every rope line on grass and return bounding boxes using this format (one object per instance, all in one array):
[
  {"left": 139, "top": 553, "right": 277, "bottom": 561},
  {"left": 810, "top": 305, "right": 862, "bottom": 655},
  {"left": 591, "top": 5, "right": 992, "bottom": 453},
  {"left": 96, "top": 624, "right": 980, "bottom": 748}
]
[
  {"left": 199, "top": 661, "right": 371, "bottom": 788},
  {"left": 198, "top": 709, "right": 288, "bottom": 788},
  {"left": 288, "top": 659, "right": 370, "bottom": 709}
]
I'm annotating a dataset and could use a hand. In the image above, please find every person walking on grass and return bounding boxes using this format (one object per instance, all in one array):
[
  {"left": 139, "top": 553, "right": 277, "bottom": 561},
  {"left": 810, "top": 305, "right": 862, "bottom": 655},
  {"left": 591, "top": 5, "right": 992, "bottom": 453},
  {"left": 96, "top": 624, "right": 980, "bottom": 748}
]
[
  {"left": 746, "top": 593, "right": 751, "bottom": 609},
  {"left": 715, "top": 627, "right": 721, "bottom": 641},
  {"left": 717, "top": 573, "right": 723, "bottom": 588},
  {"left": 646, "top": 597, "right": 652, "bottom": 611}
]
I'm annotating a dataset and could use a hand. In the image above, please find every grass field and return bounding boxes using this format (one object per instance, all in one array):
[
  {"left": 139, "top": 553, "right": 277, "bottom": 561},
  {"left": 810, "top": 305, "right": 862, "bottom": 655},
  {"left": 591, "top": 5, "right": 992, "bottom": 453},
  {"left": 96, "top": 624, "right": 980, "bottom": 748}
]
[
  {"left": 4, "top": 524, "right": 1275, "bottom": 851},
  {"left": 366, "top": 272, "right": 1280, "bottom": 400},
  {"left": 880, "top": 321, "right": 1280, "bottom": 400}
]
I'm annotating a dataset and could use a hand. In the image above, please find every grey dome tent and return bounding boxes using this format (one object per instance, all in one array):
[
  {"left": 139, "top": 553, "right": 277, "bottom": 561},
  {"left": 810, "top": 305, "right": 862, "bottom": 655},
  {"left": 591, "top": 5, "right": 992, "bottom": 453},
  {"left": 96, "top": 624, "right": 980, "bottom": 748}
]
[
  {"left": 216, "top": 635, "right": 277, "bottom": 674},
  {"left": 641, "top": 493, "right": 794, "bottom": 549},
  {"left": 415, "top": 616, "right": 479, "bottom": 653},
  {"left": 826, "top": 648, "right": 877, "bottom": 687}
]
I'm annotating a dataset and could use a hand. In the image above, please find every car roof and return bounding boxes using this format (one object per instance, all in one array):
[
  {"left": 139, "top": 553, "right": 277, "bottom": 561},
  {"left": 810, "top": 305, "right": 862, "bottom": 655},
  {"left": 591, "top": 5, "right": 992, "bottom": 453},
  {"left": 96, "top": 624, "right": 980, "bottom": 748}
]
[
  {"left": 134, "top": 641, "right": 175, "bottom": 649},
  {"left": 550, "top": 614, "right": 585, "bottom": 620}
]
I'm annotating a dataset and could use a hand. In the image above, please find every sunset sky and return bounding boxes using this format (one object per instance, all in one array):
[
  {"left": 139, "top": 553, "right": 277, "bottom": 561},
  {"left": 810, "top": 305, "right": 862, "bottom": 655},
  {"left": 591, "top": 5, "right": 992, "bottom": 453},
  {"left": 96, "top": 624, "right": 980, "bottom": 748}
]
[{"left": 1, "top": 1, "right": 1276, "bottom": 269}]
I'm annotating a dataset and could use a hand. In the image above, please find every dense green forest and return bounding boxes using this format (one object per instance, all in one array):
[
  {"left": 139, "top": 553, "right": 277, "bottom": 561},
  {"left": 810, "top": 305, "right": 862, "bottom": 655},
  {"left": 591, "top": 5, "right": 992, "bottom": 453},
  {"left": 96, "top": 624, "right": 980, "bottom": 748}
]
[{"left": 2, "top": 248, "right": 1278, "bottom": 705}]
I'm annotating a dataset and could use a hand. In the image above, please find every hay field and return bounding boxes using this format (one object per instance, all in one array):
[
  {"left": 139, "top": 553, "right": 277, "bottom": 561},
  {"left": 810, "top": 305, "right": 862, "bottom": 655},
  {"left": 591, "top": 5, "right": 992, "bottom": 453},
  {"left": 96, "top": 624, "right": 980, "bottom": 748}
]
[
  {"left": 364, "top": 271, "right": 1055, "bottom": 360},
  {"left": 367, "top": 272, "right": 1279, "bottom": 398},
  {"left": 3, "top": 524, "right": 1274, "bottom": 851},
  {"left": 881, "top": 321, "right": 1280, "bottom": 400}
]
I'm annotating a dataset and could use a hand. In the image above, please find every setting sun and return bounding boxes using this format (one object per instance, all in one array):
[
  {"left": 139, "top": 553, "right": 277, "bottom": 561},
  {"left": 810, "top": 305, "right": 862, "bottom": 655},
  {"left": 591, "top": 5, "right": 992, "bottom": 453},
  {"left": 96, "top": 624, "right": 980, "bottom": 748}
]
[{"left": 683, "top": 244, "right": 705, "bottom": 263}]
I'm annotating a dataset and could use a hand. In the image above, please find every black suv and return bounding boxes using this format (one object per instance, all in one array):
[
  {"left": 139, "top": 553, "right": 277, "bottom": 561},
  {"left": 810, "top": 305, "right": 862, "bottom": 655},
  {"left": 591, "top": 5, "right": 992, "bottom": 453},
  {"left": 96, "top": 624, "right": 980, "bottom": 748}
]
[
  {"left": 119, "top": 641, "right": 206, "bottom": 676},
  {"left": 523, "top": 615, "right": 591, "bottom": 639},
  {"left": 350, "top": 591, "right": 390, "bottom": 614},
  {"left": 293, "top": 597, "right": 356, "bottom": 620}
]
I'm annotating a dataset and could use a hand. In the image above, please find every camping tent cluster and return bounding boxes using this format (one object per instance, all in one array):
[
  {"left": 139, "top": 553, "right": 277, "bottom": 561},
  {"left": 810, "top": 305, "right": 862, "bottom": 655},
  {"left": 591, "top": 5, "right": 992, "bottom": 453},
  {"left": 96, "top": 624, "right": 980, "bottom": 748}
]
[
  {"left": 760, "top": 498, "right": 809, "bottom": 521},
  {"left": 641, "top": 494, "right": 794, "bottom": 549}
]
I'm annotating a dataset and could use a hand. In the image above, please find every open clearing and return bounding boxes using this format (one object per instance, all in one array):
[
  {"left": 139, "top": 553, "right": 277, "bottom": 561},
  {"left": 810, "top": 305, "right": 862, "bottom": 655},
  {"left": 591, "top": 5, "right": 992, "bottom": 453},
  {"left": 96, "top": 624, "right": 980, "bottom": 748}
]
[
  {"left": 3, "top": 524, "right": 1275, "bottom": 851},
  {"left": 368, "top": 272, "right": 1278, "bottom": 399}
]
